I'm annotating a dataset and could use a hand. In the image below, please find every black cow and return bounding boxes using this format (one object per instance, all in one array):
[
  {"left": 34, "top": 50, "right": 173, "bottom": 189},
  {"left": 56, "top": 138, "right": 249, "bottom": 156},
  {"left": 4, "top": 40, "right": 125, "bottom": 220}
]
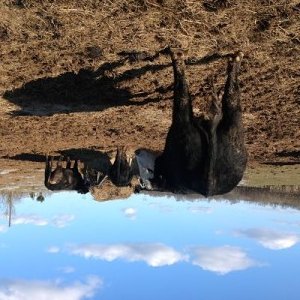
[
  {"left": 109, "top": 147, "right": 133, "bottom": 187},
  {"left": 153, "top": 48, "right": 247, "bottom": 196},
  {"left": 45, "top": 155, "right": 89, "bottom": 194}
]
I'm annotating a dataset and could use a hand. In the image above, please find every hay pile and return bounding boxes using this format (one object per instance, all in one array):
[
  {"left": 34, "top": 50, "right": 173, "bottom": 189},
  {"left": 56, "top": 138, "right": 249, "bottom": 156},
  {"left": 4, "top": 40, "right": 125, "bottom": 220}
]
[{"left": 90, "top": 179, "right": 135, "bottom": 201}]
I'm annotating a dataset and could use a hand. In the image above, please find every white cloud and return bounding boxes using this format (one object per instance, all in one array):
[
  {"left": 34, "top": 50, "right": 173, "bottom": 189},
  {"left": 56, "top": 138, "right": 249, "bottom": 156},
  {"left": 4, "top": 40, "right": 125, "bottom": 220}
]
[
  {"left": 12, "top": 214, "right": 48, "bottom": 226},
  {"left": 274, "top": 220, "right": 300, "bottom": 228},
  {"left": 52, "top": 215, "right": 75, "bottom": 228},
  {"left": 0, "top": 276, "right": 102, "bottom": 300},
  {"left": 122, "top": 208, "right": 137, "bottom": 220},
  {"left": 188, "top": 206, "right": 212, "bottom": 214},
  {"left": 148, "top": 202, "right": 174, "bottom": 213},
  {"left": 58, "top": 266, "right": 75, "bottom": 274},
  {"left": 47, "top": 246, "right": 61, "bottom": 254},
  {"left": 10, "top": 214, "right": 74, "bottom": 228},
  {"left": 236, "top": 228, "right": 300, "bottom": 250},
  {"left": 191, "top": 245, "right": 258, "bottom": 275},
  {"left": 0, "top": 225, "right": 7, "bottom": 233},
  {"left": 70, "top": 243, "right": 186, "bottom": 267}
]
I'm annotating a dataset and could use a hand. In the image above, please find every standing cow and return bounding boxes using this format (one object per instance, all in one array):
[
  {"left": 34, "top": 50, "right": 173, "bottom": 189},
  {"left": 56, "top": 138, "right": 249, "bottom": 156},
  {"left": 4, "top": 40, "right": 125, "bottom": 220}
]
[{"left": 153, "top": 47, "right": 247, "bottom": 196}]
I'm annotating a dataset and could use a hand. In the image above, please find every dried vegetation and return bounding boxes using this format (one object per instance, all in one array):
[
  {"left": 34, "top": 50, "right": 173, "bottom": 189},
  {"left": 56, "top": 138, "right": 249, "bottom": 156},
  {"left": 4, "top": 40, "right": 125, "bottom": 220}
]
[{"left": 0, "top": 0, "right": 299, "bottom": 163}]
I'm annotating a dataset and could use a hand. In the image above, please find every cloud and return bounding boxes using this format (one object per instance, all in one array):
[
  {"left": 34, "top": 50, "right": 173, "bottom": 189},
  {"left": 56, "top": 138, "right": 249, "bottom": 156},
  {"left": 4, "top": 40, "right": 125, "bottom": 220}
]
[
  {"left": 0, "top": 225, "right": 7, "bottom": 233},
  {"left": 52, "top": 215, "right": 75, "bottom": 228},
  {"left": 58, "top": 266, "right": 75, "bottom": 274},
  {"left": 274, "top": 220, "right": 300, "bottom": 228},
  {"left": 148, "top": 202, "right": 174, "bottom": 213},
  {"left": 10, "top": 214, "right": 74, "bottom": 228},
  {"left": 188, "top": 206, "right": 212, "bottom": 214},
  {"left": 236, "top": 228, "right": 300, "bottom": 250},
  {"left": 12, "top": 215, "right": 48, "bottom": 226},
  {"left": 47, "top": 246, "right": 61, "bottom": 254},
  {"left": 122, "top": 208, "right": 137, "bottom": 220},
  {"left": 0, "top": 276, "right": 102, "bottom": 300},
  {"left": 191, "top": 245, "right": 258, "bottom": 275},
  {"left": 70, "top": 243, "right": 186, "bottom": 267}
]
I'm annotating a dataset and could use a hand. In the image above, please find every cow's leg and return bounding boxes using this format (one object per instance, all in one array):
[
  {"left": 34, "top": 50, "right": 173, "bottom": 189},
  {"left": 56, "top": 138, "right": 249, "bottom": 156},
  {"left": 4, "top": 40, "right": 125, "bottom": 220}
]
[
  {"left": 169, "top": 48, "right": 193, "bottom": 125},
  {"left": 209, "top": 76, "right": 223, "bottom": 132},
  {"left": 66, "top": 157, "right": 71, "bottom": 169},
  {"left": 154, "top": 46, "right": 190, "bottom": 188},
  {"left": 57, "top": 156, "right": 63, "bottom": 168},
  {"left": 113, "top": 147, "right": 122, "bottom": 183},
  {"left": 212, "top": 51, "right": 247, "bottom": 195},
  {"left": 154, "top": 48, "right": 203, "bottom": 192},
  {"left": 50, "top": 156, "right": 54, "bottom": 170},
  {"left": 45, "top": 155, "right": 51, "bottom": 186},
  {"left": 204, "top": 78, "right": 224, "bottom": 196},
  {"left": 77, "top": 160, "right": 85, "bottom": 177},
  {"left": 45, "top": 154, "right": 50, "bottom": 170},
  {"left": 73, "top": 160, "right": 78, "bottom": 171},
  {"left": 221, "top": 51, "right": 243, "bottom": 122},
  {"left": 72, "top": 159, "right": 89, "bottom": 193},
  {"left": 75, "top": 160, "right": 85, "bottom": 180},
  {"left": 110, "top": 147, "right": 132, "bottom": 186}
]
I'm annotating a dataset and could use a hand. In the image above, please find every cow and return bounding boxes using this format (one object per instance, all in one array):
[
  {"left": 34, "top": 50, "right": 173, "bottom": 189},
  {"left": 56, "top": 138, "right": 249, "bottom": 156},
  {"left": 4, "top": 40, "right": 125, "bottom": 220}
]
[
  {"left": 153, "top": 47, "right": 247, "bottom": 196},
  {"left": 109, "top": 147, "right": 134, "bottom": 187},
  {"left": 45, "top": 155, "right": 89, "bottom": 194}
]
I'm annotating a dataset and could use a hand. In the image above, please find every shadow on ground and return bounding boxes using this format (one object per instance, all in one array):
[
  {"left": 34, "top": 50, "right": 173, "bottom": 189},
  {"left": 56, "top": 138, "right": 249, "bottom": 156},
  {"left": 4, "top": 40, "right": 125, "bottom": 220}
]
[
  {"left": 3, "top": 51, "right": 228, "bottom": 116},
  {"left": 5, "top": 148, "right": 112, "bottom": 173},
  {"left": 3, "top": 58, "right": 169, "bottom": 116}
]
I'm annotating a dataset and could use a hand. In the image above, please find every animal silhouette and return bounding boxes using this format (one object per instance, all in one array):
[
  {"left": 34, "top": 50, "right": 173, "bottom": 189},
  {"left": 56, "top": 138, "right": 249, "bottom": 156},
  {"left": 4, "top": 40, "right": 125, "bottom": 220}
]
[{"left": 153, "top": 48, "right": 247, "bottom": 196}]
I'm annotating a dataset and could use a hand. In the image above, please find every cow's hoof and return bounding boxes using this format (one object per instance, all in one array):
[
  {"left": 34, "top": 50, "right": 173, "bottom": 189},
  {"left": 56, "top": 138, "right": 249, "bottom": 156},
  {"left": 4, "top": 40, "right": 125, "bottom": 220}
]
[
  {"left": 167, "top": 45, "right": 188, "bottom": 61},
  {"left": 229, "top": 51, "right": 243, "bottom": 63},
  {"left": 171, "top": 48, "right": 185, "bottom": 60},
  {"left": 235, "top": 51, "right": 244, "bottom": 62}
]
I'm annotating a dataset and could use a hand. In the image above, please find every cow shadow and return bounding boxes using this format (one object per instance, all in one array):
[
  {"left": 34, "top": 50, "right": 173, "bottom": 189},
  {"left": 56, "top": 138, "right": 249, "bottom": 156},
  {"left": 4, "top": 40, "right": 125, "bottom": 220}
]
[
  {"left": 3, "top": 153, "right": 47, "bottom": 162},
  {"left": 3, "top": 58, "right": 169, "bottom": 116},
  {"left": 6, "top": 148, "right": 112, "bottom": 173},
  {"left": 3, "top": 51, "right": 228, "bottom": 117}
]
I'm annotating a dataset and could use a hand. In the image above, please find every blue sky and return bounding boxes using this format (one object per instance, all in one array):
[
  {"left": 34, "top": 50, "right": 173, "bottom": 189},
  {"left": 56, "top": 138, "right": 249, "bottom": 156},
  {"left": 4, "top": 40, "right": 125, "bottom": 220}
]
[{"left": 0, "top": 191, "right": 300, "bottom": 300}]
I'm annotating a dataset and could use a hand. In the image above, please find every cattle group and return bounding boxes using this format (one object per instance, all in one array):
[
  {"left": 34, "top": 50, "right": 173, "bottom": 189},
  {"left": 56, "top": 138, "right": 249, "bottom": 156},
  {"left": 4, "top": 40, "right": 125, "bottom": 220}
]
[{"left": 45, "top": 47, "right": 247, "bottom": 197}]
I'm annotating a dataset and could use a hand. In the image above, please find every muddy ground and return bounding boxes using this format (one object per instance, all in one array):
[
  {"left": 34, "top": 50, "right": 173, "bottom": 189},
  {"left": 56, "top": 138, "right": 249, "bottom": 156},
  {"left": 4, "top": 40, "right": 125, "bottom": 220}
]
[{"left": 0, "top": 1, "right": 299, "bottom": 193}]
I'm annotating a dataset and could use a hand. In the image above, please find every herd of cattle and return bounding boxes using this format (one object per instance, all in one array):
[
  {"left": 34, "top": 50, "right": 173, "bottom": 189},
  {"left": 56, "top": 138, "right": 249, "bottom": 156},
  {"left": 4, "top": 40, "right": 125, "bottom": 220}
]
[{"left": 45, "top": 47, "right": 247, "bottom": 197}]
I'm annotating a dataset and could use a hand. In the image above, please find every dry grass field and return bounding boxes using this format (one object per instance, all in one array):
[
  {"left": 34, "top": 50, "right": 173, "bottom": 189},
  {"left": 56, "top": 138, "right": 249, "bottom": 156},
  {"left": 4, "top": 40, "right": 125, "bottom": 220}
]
[{"left": 0, "top": 0, "right": 299, "bottom": 168}]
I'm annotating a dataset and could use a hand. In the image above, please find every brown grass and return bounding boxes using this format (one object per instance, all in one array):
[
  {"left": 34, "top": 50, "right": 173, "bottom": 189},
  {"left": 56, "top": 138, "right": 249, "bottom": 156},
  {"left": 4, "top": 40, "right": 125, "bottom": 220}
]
[{"left": 0, "top": 0, "right": 299, "bottom": 162}]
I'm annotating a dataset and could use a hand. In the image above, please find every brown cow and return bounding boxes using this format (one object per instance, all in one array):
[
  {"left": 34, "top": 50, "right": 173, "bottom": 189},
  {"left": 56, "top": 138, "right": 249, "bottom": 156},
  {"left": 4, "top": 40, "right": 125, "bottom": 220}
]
[{"left": 45, "top": 155, "right": 89, "bottom": 194}]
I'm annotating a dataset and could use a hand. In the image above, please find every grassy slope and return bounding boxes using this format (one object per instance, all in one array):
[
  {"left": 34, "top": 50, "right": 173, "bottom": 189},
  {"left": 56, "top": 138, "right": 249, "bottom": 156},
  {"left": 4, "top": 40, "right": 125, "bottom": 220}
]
[{"left": 0, "top": 0, "right": 299, "bottom": 162}]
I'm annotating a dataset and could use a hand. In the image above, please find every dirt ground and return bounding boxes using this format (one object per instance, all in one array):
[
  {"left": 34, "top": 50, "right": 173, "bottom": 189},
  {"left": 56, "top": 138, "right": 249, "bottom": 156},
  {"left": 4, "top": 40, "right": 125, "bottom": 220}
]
[{"left": 0, "top": 0, "right": 299, "bottom": 186}]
